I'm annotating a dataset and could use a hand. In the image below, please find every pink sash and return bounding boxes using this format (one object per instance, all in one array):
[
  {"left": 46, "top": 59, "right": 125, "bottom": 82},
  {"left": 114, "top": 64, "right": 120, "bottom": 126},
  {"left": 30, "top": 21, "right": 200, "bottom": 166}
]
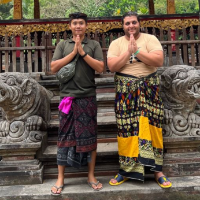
[{"left": 58, "top": 97, "right": 75, "bottom": 114}]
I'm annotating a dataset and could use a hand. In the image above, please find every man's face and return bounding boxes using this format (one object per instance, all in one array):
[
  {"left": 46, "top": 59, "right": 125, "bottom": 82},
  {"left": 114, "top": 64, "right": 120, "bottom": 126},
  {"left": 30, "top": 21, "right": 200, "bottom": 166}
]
[
  {"left": 123, "top": 16, "right": 140, "bottom": 38},
  {"left": 69, "top": 19, "right": 87, "bottom": 36}
]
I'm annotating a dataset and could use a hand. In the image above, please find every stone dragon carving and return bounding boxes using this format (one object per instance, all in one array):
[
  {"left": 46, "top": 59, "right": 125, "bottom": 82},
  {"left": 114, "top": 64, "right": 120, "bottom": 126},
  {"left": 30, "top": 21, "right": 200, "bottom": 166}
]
[
  {"left": 160, "top": 65, "right": 200, "bottom": 137},
  {"left": 0, "top": 73, "right": 53, "bottom": 143}
]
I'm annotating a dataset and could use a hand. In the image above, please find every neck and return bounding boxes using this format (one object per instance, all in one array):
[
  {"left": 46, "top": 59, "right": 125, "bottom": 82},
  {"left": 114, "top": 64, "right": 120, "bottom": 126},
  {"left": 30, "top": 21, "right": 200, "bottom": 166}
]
[{"left": 134, "top": 32, "right": 141, "bottom": 40}]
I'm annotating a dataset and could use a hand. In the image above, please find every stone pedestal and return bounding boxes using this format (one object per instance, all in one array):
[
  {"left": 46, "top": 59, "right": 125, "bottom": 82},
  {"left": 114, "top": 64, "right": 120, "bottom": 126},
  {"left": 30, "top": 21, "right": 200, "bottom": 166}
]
[
  {"left": 0, "top": 133, "right": 47, "bottom": 186},
  {"left": 0, "top": 159, "right": 43, "bottom": 186},
  {"left": 163, "top": 137, "right": 200, "bottom": 177},
  {"left": 0, "top": 73, "right": 52, "bottom": 186},
  {"left": 160, "top": 65, "right": 200, "bottom": 177}
]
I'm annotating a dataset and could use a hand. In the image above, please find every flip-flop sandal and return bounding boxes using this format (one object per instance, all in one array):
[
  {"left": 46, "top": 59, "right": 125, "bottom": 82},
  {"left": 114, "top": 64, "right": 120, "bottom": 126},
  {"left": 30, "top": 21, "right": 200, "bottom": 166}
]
[
  {"left": 156, "top": 176, "right": 172, "bottom": 188},
  {"left": 109, "top": 174, "right": 129, "bottom": 186},
  {"left": 51, "top": 185, "right": 64, "bottom": 196},
  {"left": 88, "top": 180, "right": 103, "bottom": 191}
]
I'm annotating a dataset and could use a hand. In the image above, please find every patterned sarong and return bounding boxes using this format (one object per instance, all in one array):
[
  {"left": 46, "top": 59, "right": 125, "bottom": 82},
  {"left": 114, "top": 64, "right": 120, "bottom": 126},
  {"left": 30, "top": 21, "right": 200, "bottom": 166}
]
[
  {"left": 115, "top": 72, "right": 164, "bottom": 181},
  {"left": 57, "top": 97, "right": 97, "bottom": 168}
]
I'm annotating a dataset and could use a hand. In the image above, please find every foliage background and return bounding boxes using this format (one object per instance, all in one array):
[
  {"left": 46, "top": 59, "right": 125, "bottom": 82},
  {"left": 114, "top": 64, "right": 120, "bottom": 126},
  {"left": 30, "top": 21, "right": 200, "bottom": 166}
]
[{"left": 0, "top": 0, "right": 199, "bottom": 20}]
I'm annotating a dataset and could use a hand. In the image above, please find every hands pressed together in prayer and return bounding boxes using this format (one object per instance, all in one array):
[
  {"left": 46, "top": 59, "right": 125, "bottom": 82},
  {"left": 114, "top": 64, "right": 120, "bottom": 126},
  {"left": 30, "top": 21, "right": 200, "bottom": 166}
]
[
  {"left": 128, "top": 34, "right": 138, "bottom": 55},
  {"left": 73, "top": 35, "right": 85, "bottom": 56}
]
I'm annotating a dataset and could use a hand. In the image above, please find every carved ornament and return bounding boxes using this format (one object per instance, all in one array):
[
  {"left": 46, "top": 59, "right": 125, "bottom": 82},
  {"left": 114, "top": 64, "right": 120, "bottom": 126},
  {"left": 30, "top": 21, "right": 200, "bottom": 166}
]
[
  {"left": 0, "top": 73, "right": 53, "bottom": 144},
  {"left": 0, "top": 18, "right": 199, "bottom": 36},
  {"left": 160, "top": 65, "right": 200, "bottom": 137}
]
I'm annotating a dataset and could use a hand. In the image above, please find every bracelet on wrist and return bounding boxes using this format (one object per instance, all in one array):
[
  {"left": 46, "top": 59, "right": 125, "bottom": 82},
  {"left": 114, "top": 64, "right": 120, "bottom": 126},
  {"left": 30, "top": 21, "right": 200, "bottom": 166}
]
[
  {"left": 81, "top": 53, "right": 88, "bottom": 58},
  {"left": 134, "top": 49, "right": 140, "bottom": 56}
]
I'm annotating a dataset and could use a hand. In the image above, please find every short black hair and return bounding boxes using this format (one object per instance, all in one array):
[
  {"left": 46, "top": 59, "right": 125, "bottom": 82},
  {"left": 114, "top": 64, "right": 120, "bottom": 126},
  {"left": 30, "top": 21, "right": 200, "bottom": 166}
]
[
  {"left": 122, "top": 11, "right": 140, "bottom": 24},
  {"left": 69, "top": 12, "right": 88, "bottom": 24}
]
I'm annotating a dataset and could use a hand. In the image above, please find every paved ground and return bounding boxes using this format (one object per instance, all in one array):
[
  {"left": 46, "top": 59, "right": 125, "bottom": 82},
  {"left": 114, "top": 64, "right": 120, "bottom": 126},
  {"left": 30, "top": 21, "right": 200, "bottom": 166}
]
[{"left": 1, "top": 175, "right": 200, "bottom": 200}]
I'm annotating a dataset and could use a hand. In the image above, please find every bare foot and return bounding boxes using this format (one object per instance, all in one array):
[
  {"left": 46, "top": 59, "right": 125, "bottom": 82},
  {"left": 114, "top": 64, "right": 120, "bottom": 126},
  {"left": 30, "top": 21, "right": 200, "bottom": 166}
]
[
  {"left": 109, "top": 174, "right": 128, "bottom": 185},
  {"left": 88, "top": 177, "right": 103, "bottom": 190},
  {"left": 154, "top": 172, "right": 171, "bottom": 187},
  {"left": 51, "top": 178, "right": 64, "bottom": 195}
]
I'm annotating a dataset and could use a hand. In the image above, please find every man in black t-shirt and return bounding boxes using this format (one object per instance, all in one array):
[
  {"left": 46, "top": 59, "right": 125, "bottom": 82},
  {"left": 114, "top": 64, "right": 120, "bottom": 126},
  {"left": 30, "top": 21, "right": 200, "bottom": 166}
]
[{"left": 51, "top": 12, "right": 104, "bottom": 195}]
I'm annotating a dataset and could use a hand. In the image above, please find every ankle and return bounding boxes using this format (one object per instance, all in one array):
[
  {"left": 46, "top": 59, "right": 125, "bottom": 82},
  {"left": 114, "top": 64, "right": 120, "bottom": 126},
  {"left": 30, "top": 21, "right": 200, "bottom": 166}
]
[
  {"left": 56, "top": 176, "right": 64, "bottom": 183},
  {"left": 88, "top": 175, "right": 96, "bottom": 182},
  {"left": 154, "top": 172, "right": 164, "bottom": 178}
]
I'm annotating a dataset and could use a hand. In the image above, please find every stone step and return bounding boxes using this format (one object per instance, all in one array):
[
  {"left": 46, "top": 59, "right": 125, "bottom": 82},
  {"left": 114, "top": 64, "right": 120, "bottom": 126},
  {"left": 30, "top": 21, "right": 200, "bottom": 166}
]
[
  {"left": 42, "top": 142, "right": 200, "bottom": 163},
  {"left": 41, "top": 142, "right": 119, "bottom": 179},
  {"left": 41, "top": 142, "right": 118, "bottom": 160},
  {"left": 50, "top": 93, "right": 115, "bottom": 104},
  {"left": 41, "top": 136, "right": 200, "bottom": 179},
  {"left": 44, "top": 163, "right": 119, "bottom": 179},
  {"left": 50, "top": 108, "right": 115, "bottom": 117},
  {"left": 1, "top": 176, "right": 200, "bottom": 200},
  {"left": 42, "top": 149, "right": 119, "bottom": 179},
  {"left": 47, "top": 136, "right": 117, "bottom": 145},
  {"left": 51, "top": 107, "right": 115, "bottom": 116},
  {"left": 51, "top": 107, "right": 115, "bottom": 120},
  {"left": 49, "top": 114, "right": 116, "bottom": 128},
  {"left": 39, "top": 75, "right": 115, "bottom": 86},
  {"left": 49, "top": 94, "right": 115, "bottom": 122}
]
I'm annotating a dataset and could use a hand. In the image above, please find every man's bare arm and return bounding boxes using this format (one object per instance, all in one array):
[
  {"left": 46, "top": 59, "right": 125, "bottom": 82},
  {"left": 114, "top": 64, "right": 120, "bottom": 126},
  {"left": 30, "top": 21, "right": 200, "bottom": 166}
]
[
  {"left": 107, "top": 51, "right": 131, "bottom": 73},
  {"left": 82, "top": 55, "right": 104, "bottom": 73},
  {"left": 136, "top": 50, "right": 164, "bottom": 67},
  {"left": 76, "top": 35, "right": 104, "bottom": 73},
  {"left": 51, "top": 51, "right": 77, "bottom": 73}
]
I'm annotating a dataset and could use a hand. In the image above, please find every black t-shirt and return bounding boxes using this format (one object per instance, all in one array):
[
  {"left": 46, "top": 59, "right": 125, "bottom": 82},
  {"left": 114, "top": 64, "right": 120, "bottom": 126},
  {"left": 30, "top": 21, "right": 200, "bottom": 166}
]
[{"left": 52, "top": 37, "right": 104, "bottom": 97}]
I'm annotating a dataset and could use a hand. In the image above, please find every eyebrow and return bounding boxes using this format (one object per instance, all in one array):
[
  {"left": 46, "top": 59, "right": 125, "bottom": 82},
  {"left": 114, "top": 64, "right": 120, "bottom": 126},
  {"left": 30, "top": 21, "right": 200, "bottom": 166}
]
[{"left": 125, "top": 21, "right": 138, "bottom": 24}]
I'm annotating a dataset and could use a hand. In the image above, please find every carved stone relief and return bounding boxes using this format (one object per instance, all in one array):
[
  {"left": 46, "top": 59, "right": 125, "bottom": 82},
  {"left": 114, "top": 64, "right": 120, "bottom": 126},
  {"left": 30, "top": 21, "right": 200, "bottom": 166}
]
[
  {"left": 0, "top": 73, "right": 53, "bottom": 144},
  {"left": 160, "top": 65, "right": 200, "bottom": 137},
  {"left": 0, "top": 18, "right": 199, "bottom": 36}
]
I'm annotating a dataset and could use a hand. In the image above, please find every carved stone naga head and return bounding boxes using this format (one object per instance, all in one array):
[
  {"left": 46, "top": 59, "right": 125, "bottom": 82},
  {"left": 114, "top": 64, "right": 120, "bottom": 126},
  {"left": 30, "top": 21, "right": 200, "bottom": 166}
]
[
  {"left": 0, "top": 72, "right": 52, "bottom": 123},
  {"left": 160, "top": 65, "right": 200, "bottom": 116}
]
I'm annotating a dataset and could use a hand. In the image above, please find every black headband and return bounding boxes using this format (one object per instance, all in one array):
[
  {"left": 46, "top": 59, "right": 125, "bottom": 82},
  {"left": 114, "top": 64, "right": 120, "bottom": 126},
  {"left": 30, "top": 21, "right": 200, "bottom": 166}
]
[{"left": 69, "top": 12, "right": 87, "bottom": 20}]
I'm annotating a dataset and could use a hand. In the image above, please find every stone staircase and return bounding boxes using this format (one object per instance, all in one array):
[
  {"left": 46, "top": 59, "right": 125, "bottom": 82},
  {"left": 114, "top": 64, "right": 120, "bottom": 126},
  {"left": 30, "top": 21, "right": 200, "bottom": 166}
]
[
  {"left": 1, "top": 72, "right": 200, "bottom": 200},
  {"left": 37, "top": 73, "right": 200, "bottom": 181},
  {"left": 38, "top": 74, "right": 122, "bottom": 180}
]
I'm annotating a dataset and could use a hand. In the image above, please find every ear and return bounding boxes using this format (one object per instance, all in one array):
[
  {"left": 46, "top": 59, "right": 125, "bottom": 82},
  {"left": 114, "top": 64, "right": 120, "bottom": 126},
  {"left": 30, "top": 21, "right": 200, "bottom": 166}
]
[{"left": 21, "top": 79, "right": 33, "bottom": 95}]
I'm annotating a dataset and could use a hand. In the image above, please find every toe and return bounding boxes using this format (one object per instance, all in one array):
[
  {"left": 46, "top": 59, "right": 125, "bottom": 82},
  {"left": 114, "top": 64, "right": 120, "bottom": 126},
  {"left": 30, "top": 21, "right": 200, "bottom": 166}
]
[
  {"left": 51, "top": 185, "right": 63, "bottom": 194},
  {"left": 110, "top": 178, "right": 117, "bottom": 184},
  {"left": 51, "top": 186, "right": 58, "bottom": 194},
  {"left": 91, "top": 184, "right": 98, "bottom": 190},
  {"left": 57, "top": 188, "right": 62, "bottom": 194},
  {"left": 97, "top": 182, "right": 103, "bottom": 189},
  {"left": 165, "top": 181, "right": 171, "bottom": 186}
]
